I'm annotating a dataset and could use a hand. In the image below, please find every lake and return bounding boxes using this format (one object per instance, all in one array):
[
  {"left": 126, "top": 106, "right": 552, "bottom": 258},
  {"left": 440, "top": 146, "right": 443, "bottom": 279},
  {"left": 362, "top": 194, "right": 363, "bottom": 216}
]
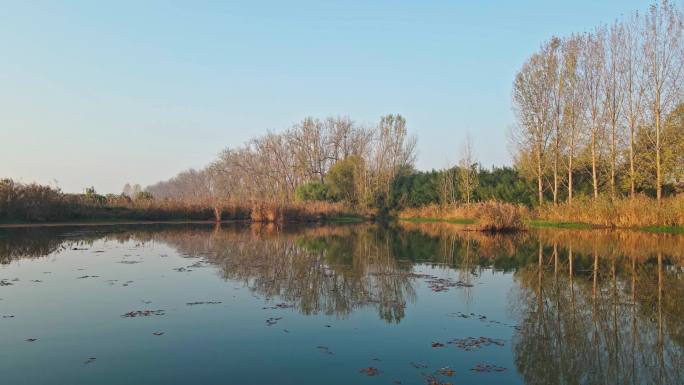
[{"left": 1, "top": 222, "right": 682, "bottom": 385}]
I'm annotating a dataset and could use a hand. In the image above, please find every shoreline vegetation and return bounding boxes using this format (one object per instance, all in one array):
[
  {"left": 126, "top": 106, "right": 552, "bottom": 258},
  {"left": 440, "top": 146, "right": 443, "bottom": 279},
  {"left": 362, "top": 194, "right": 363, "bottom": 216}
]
[{"left": 398, "top": 197, "right": 684, "bottom": 233}]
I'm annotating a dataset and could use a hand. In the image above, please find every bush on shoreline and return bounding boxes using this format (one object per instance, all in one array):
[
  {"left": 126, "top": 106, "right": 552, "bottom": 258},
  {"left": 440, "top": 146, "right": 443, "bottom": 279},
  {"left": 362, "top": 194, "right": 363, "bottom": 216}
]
[{"left": 398, "top": 201, "right": 528, "bottom": 232}]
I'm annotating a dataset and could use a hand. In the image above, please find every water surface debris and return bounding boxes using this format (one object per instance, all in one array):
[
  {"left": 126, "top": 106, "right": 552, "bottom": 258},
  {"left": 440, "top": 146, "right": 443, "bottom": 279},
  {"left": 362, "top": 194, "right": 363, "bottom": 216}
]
[
  {"left": 316, "top": 345, "right": 333, "bottom": 355},
  {"left": 121, "top": 310, "right": 165, "bottom": 318},
  {"left": 266, "top": 317, "right": 282, "bottom": 326},
  {"left": 470, "top": 362, "right": 507, "bottom": 373},
  {"left": 186, "top": 301, "right": 222, "bottom": 306},
  {"left": 448, "top": 336, "right": 505, "bottom": 351},
  {"left": 359, "top": 367, "right": 380, "bottom": 376},
  {"left": 437, "top": 367, "right": 455, "bottom": 376}
]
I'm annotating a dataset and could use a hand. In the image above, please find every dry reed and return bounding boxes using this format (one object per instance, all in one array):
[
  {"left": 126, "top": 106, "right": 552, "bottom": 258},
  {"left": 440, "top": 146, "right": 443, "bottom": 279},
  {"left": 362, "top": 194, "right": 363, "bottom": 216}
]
[
  {"left": 537, "top": 195, "right": 684, "bottom": 228},
  {"left": 399, "top": 201, "right": 528, "bottom": 232}
]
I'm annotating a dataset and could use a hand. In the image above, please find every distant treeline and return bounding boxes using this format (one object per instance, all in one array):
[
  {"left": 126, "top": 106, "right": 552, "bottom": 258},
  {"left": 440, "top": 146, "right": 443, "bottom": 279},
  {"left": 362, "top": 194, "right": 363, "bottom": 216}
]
[
  {"left": 0, "top": 179, "right": 221, "bottom": 222},
  {"left": 0, "top": 179, "right": 359, "bottom": 223},
  {"left": 143, "top": 114, "right": 536, "bottom": 211},
  {"left": 146, "top": 114, "right": 416, "bottom": 211}
]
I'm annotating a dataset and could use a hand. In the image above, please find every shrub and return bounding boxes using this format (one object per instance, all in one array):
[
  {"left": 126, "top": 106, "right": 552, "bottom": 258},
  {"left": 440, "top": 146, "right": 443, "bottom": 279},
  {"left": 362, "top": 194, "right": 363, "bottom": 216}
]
[
  {"left": 399, "top": 201, "right": 528, "bottom": 232},
  {"left": 295, "top": 181, "right": 331, "bottom": 202}
]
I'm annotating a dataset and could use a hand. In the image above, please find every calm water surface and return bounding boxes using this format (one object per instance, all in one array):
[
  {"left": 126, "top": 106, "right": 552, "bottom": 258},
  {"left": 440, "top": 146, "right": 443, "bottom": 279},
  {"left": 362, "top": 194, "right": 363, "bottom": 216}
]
[{"left": 0, "top": 223, "right": 682, "bottom": 385}]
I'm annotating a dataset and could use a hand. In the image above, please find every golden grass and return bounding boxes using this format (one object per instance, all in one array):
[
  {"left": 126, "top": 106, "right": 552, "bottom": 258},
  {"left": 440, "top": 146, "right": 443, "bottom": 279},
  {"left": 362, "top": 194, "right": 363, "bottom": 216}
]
[
  {"left": 399, "top": 201, "right": 528, "bottom": 232},
  {"left": 537, "top": 195, "right": 684, "bottom": 228},
  {"left": 250, "top": 201, "right": 356, "bottom": 223}
]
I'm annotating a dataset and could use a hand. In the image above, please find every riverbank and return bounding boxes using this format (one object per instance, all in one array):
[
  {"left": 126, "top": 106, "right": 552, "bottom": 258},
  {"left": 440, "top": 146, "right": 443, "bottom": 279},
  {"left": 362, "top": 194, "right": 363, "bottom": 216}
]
[
  {"left": 0, "top": 215, "right": 369, "bottom": 229},
  {"left": 398, "top": 217, "right": 684, "bottom": 234}
]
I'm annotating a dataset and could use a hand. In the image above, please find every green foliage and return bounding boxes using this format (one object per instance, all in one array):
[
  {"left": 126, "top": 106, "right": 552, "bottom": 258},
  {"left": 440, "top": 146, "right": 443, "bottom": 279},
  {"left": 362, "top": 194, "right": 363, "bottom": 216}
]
[
  {"left": 326, "top": 156, "right": 363, "bottom": 203},
  {"left": 475, "top": 167, "right": 536, "bottom": 206},
  {"left": 390, "top": 170, "right": 440, "bottom": 209},
  {"left": 295, "top": 181, "right": 330, "bottom": 202},
  {"left": 389, "top": 166, "right": 536, "bottom": 209}
]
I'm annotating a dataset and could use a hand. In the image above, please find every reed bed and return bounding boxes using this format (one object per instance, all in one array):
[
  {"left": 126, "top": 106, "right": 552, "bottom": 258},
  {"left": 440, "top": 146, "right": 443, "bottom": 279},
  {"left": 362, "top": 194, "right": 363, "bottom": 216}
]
[
  {"left": 250, "top": 201, "right": 355, "bottom": 223},
  {"left": 399, "top": 201, "right": 528, "bottom": 232},
  {"left": 0, "top": 179, "right": 364, "bottom": 223},
  {"left": 537, "top": 195, "right": 684, "bottom": 228}
]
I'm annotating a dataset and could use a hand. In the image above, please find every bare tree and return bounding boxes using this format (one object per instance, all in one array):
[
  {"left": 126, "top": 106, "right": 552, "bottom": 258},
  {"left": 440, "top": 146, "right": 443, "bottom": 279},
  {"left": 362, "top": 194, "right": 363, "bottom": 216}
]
[
  {"left": 620, "top": 11, "right": 647, "bottom": 198},
  {"left": 372, "top": 114, "right": 417, "bottom": 204},
  {"left": 642, "top": 0, "right": 684, "bottom": 201},
  {"left": 458, "top": 134, "right": 478, "bottom": 204},
  {"left": 604, "top": 22, "right": 625, "bottom": 197},
  {"left": 513, "top": 51, "right": 553, "bottom": 205},
  {"left": 546, "top": 37, "right": 564, "bottom": 205},
  {"left": 561, "top": 35, "right": 585, "bottom": 203},
  {"left": 581, "top": 29, "right": 606, "bottom": 199}
]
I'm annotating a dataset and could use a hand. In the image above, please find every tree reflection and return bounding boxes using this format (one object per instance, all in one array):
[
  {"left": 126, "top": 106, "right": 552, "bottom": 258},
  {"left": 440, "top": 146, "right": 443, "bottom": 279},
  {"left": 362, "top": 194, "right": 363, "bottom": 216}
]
[
  {"left": 511, "top": 239, "right": 684, "bottom": 385},
  {"left": 155, "top": 224, "right": 417, "bottom": 323}
]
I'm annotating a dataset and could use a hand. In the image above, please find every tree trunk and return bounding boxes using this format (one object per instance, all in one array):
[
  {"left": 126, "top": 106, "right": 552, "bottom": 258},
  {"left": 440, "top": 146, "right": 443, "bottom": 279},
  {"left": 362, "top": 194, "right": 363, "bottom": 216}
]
[
  {"left": 629, "top": 119, "right": 636, "bottom": 198},
  {"left": 213, "top": 206, "right": 221, "bottom": 222},
  {"left": 655, "top": 104, "right": 662, "bottom": 202},
  {"left": 537, "top": 147, "right": 543, "bottom": 206},
  {"left": 591, "top": 129, "right": 598, "bottom": 199},
  {"left": 610, "top": 120, "right": 616, "bottom": 198},
  {"left": 553, "top": 136, "right": 559, "bottom": 205},
  {"left": 568, "top": 149, "right": 574, "bottom": 204}
]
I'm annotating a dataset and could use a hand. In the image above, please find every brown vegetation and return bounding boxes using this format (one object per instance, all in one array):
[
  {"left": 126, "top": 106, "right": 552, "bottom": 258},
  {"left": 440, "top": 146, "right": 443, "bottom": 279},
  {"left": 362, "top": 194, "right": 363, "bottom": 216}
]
[
  {"left": 0, "top": 179, "right": 364, "bottom": 224},
  {"left": 399, "top": 201, "right": 528, "bottom": 232},
  {"left": 249, "top": 201, "right": 356, "bottom": 223},
  {"left": 536, "top": 195, "right": 684, "bottom": 228}
]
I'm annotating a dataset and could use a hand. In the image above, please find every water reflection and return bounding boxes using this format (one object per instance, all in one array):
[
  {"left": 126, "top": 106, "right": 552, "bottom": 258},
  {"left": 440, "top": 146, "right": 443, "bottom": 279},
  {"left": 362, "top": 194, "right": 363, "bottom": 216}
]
[{"left": 1, "top": 223, "right": 683, "bottom": 384}]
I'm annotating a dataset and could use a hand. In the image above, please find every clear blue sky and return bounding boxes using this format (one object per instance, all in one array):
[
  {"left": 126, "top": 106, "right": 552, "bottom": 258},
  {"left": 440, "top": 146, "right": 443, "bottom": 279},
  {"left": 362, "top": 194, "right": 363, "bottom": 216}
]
[{"left": 1, "top": 0, "right": 651, "bottom": 193}]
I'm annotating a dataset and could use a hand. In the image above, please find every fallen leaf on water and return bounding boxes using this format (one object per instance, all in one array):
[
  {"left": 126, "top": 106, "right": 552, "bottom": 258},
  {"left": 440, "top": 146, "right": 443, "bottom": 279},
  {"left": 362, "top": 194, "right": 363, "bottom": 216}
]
[
  {"left": 316, "top": 346, "right": 333, "bottom": 355},
  {"left": 437, "top": 367, "right": 455, "bottom": 376},
  {"left": 470, "top": 362, "right": 507, "bottom": 373},
  {"left": 359, "top": 367, "right": 380, "bottom": 376},
  {"left": 448, "top": 336, "right": 505, "bottom": 351},
  {"left": 121, "top": 310, "right": 165, "bottom": 318}
]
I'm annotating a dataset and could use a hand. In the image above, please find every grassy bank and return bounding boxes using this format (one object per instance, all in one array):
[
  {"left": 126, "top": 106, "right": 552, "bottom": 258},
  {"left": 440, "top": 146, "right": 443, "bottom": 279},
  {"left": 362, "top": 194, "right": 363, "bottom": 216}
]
[
  {"left": 535, "top": 195, "right": 684, "bottom": 230},
  {"left": 398, "top": 197, "right": 684, "bottom": 234},
  {"left": 400, "top": 217, "right": 684, "bottom": 233}
]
